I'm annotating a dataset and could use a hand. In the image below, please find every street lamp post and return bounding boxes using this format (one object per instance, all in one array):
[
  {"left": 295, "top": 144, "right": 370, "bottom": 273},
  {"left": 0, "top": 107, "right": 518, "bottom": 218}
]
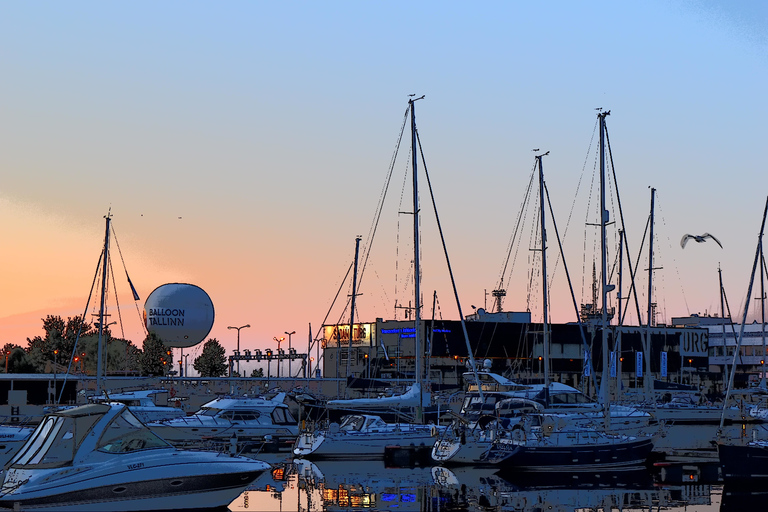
[
  {"left": 273, "top": 337, "right": 284, "bottom": 378},
  {"left": 228, "top": 324, "right": 251, "bottom": 376},
  {"left": 285, "top": 331, "right": 295, "bottom": 378}
]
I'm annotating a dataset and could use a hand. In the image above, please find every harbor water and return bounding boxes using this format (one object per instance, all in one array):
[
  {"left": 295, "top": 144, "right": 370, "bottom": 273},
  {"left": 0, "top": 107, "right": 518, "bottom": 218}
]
[{"left": 219, "top": 456, "right": 764, "bottom": 512}]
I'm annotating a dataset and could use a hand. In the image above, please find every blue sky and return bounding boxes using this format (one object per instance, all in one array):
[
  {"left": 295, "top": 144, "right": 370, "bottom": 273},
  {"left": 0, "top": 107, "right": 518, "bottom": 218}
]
[{"left": 0, "top": 1, "right": 766, "bottom": 367}]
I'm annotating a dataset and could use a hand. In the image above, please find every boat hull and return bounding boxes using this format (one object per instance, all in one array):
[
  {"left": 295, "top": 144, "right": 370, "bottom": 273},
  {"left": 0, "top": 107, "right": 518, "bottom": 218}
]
[
  {"left": 486, "top": 437, "right": 654, "bottom": 471},
  {"left": 295, "top": 430, "right": 439, "bottom": 460},
  {"left": 718, "top": 442, "right": 768, "bottom": 482},
  {"left": 0, "top": 454, "right": 268, "bottom": 511}
]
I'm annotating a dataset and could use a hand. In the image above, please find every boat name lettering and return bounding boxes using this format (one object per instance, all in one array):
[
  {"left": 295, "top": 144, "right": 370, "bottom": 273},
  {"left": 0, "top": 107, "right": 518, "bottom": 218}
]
[
  {"left": 432, "top": 328, "right": 451, "bottom": 333},
  {"left": 127, "top": 463, "right": 144, "bottom": 470},
  {"left": 381, "top": 329, "right": 400, "bottom": 334}
]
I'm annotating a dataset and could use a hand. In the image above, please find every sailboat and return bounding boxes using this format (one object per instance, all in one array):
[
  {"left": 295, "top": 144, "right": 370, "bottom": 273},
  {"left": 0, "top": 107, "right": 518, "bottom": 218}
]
[
  {"left": 294, "top": 97, "right": 459, "bottom": 459},
  {"left": 433, "top": 146, "right": 654, "bottom": 468}
]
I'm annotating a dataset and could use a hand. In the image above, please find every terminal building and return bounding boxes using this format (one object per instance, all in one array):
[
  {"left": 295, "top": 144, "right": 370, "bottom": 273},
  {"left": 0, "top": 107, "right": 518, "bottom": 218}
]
[{"left": 321, "top": 308, "right": 720, "bottom": 396}]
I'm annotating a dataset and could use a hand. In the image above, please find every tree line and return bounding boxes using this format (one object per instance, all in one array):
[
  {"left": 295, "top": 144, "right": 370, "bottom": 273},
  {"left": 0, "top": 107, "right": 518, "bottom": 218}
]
[{"left": 0, "top": 314, "right": 262, "bottom": 378}]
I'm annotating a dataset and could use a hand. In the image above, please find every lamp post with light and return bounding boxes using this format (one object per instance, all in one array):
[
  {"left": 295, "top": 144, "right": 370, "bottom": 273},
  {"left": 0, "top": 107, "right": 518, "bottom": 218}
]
[
  {"left": 228, "top": 324, "right": 250, "bottom": 376},
  {"left": 285, "top": 331, "right": 295, "bottom": 377},
  {"left": 273, "top": 337, "right": 285, "bottom": 378}
]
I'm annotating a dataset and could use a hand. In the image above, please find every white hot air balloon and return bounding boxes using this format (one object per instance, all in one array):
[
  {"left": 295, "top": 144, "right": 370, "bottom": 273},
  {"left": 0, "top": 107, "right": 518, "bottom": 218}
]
[{"left": 144, "top": 283, "right": 215, "bottom": 348}]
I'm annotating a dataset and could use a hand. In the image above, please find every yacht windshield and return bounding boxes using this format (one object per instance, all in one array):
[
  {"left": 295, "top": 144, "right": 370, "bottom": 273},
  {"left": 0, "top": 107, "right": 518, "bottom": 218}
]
[
  {"left": 97, "top": 408, "right": 169, "bottom": 453},
  {"left": 198, "top": 407, "right": 220, "bottom": 416}
]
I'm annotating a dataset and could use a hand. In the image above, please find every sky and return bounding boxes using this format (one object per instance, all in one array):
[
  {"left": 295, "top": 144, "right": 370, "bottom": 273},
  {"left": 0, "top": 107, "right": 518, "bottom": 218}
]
[{"left": 1, "top": 1, "right": 766, "bottom": 375}]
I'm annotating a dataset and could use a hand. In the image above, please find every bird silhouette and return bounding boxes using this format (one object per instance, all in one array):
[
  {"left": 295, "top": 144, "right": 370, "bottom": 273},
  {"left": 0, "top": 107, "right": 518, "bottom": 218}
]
[{"left": 681, "top": 233, "right": 722, "bottom": 249}]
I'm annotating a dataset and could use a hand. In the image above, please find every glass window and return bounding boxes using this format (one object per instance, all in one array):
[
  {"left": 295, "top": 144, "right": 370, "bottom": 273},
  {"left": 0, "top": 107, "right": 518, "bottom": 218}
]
[{"left": 97, "top": 409, "right": 169, "bottom": 453}]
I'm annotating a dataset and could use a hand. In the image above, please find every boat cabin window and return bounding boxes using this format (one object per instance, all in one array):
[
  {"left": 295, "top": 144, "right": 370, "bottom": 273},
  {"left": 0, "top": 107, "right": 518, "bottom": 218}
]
[
  {"left": 231, "top": 411, "right": 261, "bottom": 422},
  {"left": 198, "top": 407, "right": 220, "bottom": 416},
  {"left": 10, "top": 412, "right": 102, "bottom": 469},
  {"left": 364, "top": 417, "right": 387, "bottom": 430},
  {"left": 548, "top": 392, "right": 594, "bottom": 406},
  {"left": 97, "top": 408, "right": 169, "bottom": 453},
  {"left": 339, "top": 415, "right": 365, "bottom": 432},
  {"left": 271, "top": 407, "right": 296, "bottom": 425}
]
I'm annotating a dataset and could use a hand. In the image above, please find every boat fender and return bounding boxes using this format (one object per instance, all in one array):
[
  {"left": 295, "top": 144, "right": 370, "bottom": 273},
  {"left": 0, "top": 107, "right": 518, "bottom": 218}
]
[
  {"left": 460, "top": 432, "right": 466, "bottom": 445},
  {"left": 430, "top": 425, "right": 438, "bottom": 437}
]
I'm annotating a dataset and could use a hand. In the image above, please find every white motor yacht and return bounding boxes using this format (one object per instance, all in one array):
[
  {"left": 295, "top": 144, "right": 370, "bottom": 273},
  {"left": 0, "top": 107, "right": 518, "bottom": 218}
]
[
  {"left": 0, "top": 403, "right": 270, "bottom": 511},
  {"left": 146, "top": 393, "right": 298, "bottom": 452},
  {"left": 89, "top": 389, "right": 186, "bottom": 423},
  {"left": 293, "top": 413, "right": 444, "bottom": 460}
]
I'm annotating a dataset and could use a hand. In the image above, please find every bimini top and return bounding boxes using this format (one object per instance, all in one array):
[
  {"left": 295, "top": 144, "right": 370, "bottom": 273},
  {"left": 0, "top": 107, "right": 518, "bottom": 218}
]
[{"left": 7, "top": 402, "right": 169, "bottom": 470}]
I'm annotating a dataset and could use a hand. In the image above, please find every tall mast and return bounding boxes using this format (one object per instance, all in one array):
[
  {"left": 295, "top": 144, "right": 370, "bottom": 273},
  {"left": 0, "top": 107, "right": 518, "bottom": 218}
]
[
  {"left": 96, "top": 212, "right": 111, "bottom": 395},
  {"left": 345, "top": 236, "right": 361, "bottom": 395},
  {"left": 646, "top": 188, "right": 656, "bottom": 396},
  {"left": 409, "top": 96, "right": 424, "bottom": 421},
  {"left": 598, "top": 110, "right": 612, "bottom": 423},
  {"left": 537, "top": 152, "right": 550, "bottom": 393},
  {"left": 760, "top": 233, "right": 766, "bottom": 389}
]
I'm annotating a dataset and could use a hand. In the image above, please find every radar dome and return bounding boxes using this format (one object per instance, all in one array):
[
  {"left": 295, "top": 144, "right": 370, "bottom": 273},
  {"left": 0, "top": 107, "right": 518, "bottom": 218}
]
[{"left": 144, "top": 283, "right": 214, "bottom": 348}]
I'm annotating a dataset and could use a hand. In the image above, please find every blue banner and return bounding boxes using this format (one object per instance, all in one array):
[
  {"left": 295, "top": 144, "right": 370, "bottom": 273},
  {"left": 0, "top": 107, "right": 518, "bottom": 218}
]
[
  {"left": 661, "top": 351, "right": 668, "bottom": 377},
  {"left": 636, "top": 352, "right": 643, "bottom": 377}
]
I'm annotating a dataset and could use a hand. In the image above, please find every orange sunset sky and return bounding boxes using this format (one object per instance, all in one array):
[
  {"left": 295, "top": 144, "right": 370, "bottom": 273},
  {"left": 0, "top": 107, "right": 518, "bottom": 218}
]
[{"left": 1, "top": 2, "right": 766, "bottom": 375}]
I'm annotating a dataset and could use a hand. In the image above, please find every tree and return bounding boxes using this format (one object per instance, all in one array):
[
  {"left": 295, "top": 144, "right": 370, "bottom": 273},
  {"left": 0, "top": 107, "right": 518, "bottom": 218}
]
[
  {"left": 26, "top": 315, "right": 96, "bottom": 372},
  {"left": 193, "top": 338, "right": 227, "bottom": 377},
  {"left": 250, "top": 367, "right": 264, "bottom": 378},
  {"left": 139, "top": 332, "right": 171, "bottom": 376},
  {"left": 1, "top": 344, "right": 31, "bottom": 373}
]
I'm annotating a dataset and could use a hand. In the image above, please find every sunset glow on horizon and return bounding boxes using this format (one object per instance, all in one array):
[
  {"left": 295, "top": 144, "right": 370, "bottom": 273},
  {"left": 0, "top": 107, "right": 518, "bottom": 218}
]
[{"left": 1, "top": 2, "right": 766, "bottom": 375}]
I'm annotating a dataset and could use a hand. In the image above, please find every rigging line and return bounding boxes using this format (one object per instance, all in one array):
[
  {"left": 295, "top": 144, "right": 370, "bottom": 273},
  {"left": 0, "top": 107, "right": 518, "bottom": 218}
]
[
  {"left": 620, "top": 213, "right": 650, "bottom": 326},
  {"left": 107, "top": 255, "right": 125, "bottom": 340},
  {"left": 503, "top": 171, "right": 536, "bottom": 299},
  {"left": 654, "top": 193, "right": 689, "bottom": 321},
  {"left": 110, "top": 225, "right": 145, "bottom": 334},
  {"left": 310, "top": 261, "right": 354, "bottom": 358},
  {"left": 544, "top": 181, "right": 600, "bottom": 393},
  {"left": 416, "top": 129, "right": 483, "bottom": 384},
  {"left": 605, "top": 122, "right": 645, "bottom": 330},
  {"left": 581, "top": 146, "right": 600, "bottom": 304},
  {"left": 498, "top": 162, "right": 537, "bottom": 290},
  {"left": 357, "top": 106, "right": 410, "bottom": 291},
  {"left": 58, "top": 250, "right": 103, "bottom": 405},
  {"left": 557, "top": 117, "right": 599, "bottom": 292},
  {"left": 393, "top": 145, "right": 414, "bottom": 315}
]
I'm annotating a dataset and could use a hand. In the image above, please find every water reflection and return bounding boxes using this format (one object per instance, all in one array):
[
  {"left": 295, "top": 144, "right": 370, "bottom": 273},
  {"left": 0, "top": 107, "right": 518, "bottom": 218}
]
[{"left": 229, "top": 459, "right": 724, "bottom": 512}]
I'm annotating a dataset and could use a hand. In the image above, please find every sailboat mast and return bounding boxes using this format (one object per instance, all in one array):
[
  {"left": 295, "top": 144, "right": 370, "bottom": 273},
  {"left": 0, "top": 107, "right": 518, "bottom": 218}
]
[
  {"left": 646, "top": 188, "right": 656, "bottom": 395},
  {"left": 598, "top": 110, "right": 611, "bottom": 420},
  {"left": 537, "top": 153, "right": 550, "bottom": 390},
  {"left": 346, "top": 236, "right": 361, "bottom": 395},
  {"left": 410, "top": 96, "right": 423, "bottom": 419},
  {"left": 96, "top": 212, "right": 111, "bottom": 395},
  {"left": 760, "top": 233, "right": 766, "bottom": 389}
]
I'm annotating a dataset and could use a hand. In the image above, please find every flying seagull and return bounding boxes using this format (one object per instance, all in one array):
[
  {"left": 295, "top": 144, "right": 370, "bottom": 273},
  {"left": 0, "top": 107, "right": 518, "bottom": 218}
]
[{"left": 681, "top": 233, "right": 722, "bottom": 249}]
